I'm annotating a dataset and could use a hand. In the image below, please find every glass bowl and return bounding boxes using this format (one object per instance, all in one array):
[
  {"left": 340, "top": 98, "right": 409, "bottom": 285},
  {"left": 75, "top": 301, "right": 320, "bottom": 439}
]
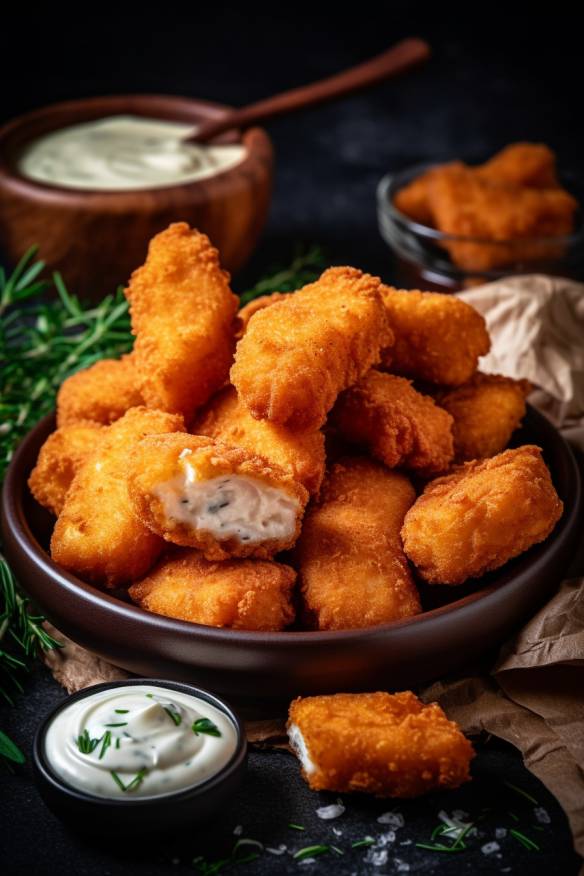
[{"left": 377, "top": 164, "right": 584, "bottom": 291}]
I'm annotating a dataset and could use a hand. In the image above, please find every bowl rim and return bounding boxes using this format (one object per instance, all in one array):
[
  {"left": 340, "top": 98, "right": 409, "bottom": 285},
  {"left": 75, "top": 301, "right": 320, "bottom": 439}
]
[
  {"left": 2, "top": 407, "right": 581, "bottom": 648},
  {"left": 377, "top": 165, "right": 584, "bottom": 246},
  {"left": 0, "top": 93, "right": 272, "bottom": 199},
  {"left": 33, "top": 678, "right": 247, "bottom": 807}
]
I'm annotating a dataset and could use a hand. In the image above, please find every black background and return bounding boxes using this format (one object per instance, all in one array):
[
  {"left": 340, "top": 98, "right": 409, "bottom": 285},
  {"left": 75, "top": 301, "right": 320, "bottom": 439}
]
[{"left": 1, "top": 7, "right": 583, "bottom": 874}]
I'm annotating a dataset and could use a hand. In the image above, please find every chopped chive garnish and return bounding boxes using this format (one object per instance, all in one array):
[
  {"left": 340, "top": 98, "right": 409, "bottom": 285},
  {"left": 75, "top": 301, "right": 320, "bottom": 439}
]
[
  {"left": 115, "top": 737, "right": 121, "bottom": 749},
  {"left": 98, "top": 730, "right": 112, "bottom": 760},
  {"left": 75, "top": 729, "right": 101, "bottom": 755},
  {"left": 145, "top": 693, "right": 154, "bottom": 698},
  {"left": 104, "top": 722, "right": 127, "bottom": 727},
  {"left": 110, "top": 767, "right": 148, "bottom": 793},
  {"left": 293, "top": 845, "right": 330, "bottom": 860},
  {"left": 114, "top": 709, "right": 129, "bottom": 714},
  {"left": 110, "top": 770, "right": 126, "bottom": 791},
  {"left": 164, "top": 707, "right": 182, "bottom": 727},
  {"left": 510, "top": 828, "right": 540, "bottom": 851},
  {"left": 504, "top": 780, "right": 538, "bottom": 806},
  {"left": 288, "top": 823, "right": 305, "bottom": 831},
  {"left": 352, "top": 838, "right": 375, "bottom": 849},
  {"left": 192, "top": 717, "right": 221, "bottom": 737}
]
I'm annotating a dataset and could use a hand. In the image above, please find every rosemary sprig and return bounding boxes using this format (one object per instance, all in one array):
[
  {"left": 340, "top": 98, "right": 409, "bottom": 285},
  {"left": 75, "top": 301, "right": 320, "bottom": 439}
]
[{"left": 237, "top": 245, "right": 325, "bottom": 305}]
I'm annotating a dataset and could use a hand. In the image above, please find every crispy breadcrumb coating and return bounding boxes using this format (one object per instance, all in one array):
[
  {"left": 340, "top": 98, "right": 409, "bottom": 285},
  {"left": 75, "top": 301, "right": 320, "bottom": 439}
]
[
  {"left": 331, "top": 370, "right": 454, "bottom": 474},
  {"left": 126, "top": 223, "right": 238, "bottom": 421},
  {"left": 193, "top": 386, "right": 325, "bottom": 495},
  {"left": 127, "top": 433, "right": 309, "bottom": 560},
  {"left": 401, "top": 445, "right": 563, "bottom": 585},
  {"left": 56, "top": 355, "right": 143, "bottom": 427},
  {"left": 296, "top": 458, "right": 420, "bottom": 630},
  {"left": 28, "top": 421, "right": 105, "bottom": 516},
  {"left": 231, "top": 267, "right": 393, "bottom": 431},
  {"left": 129, "top": 550, "right": 296, "bottom": 631},
  {"left": 287, "top": 691, "right": 474, "bottom": 797},
  {"left": 393, "top": 162, "right": 466, "bottom": 226},
  {"left": 379, "top": 286, "right": 490, "bottom": 386},
  {"left": 51, "top": 407, "right": 185, "bottom": 588},
  {"left": 435, "top": 372, "right": 531, "bottom": 461},
  {"left": 234, "top": 292, "right": 293, "bottom": 340}
]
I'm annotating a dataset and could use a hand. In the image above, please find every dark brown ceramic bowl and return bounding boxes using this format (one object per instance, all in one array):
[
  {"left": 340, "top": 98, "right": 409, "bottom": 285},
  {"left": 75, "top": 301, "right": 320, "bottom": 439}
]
[
  {"left": 0, "top": 95, "right": 273, "bottom": 299},
  {"left": 2, "top": 407, "right": 581, "bottom": 716}
]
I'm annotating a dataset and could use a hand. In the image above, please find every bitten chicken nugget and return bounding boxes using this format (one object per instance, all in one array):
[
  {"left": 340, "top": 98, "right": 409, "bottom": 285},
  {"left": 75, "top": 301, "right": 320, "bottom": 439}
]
[
  {"left": 51, "top": 407, "right": 185, "bottom": 588},
  {"left": 476, "top": 142, "right": 558, "bottom": 188},
  {"left": 127, "top": 434, "right": 309, "bottom": 561},
  {"left": 56, "top": 355, "right": 143, "bottom": 427},
  {"left": 435, "top": 372, "right": 531, "bottom": 461},
  {"left": 28, "top": 421, "right": 105, "bottom": 516},
  {"left": 193, "top": 386, "right": 325, "bottom": 495},
  {"left": 129, "top": 549, "right": 296, "bottom": 631},
  {"left": 287, "top": 691, "right": 474, "bottom": 797},
  {"left": 234, "top": 292, "right": 293, "bottom": 339},
  {"left": 231, "top": 267, "right": 393, "bottom": 431},
  {"left": 401, "top": 445, "right": 563, "bottom": 585},
  {"left": 296, "top": 458, "right": 420, "bottom": 630},
  {"left": 126, "top": 223, "right": 239, "bottom": 421},
  {"left": 331, "top": 371, "right": 454, "bottom": 475},
  {"left": 379, "top": 286, "right": 490, "bottom": 386}
]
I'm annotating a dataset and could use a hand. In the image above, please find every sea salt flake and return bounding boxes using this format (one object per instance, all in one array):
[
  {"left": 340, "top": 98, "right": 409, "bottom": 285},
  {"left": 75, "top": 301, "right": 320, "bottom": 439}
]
[
  {"left": 332, "top": 827, "right": 343, "bottom": 836},
  {"left": 534, "top": 806, "right": 551, "bottom": 824},
  {"left": 378, "top": 830, "right": 396, "bottom": 847},
  {"left": 364, "top": 848, "right": 389, "bottom": 867},
  {"left": 316, "top": 802, "right": 345, "bottom": 820},
  {"left": 495, "top": 827, "right": 508, "bottom": 839},
  {"left": 394, "top": 859, "right": 410, "bottom": 873},
  {"left": 298, "top": 858, "right": 315, "bottom": 866},
  {"left": 481, "top": 841, "right": 500, "bottom": 855},
  {"left": 452, "top": 809, "right": 469, "bottom": 821},
  {"left": 400, "top": 839, "right": 412, "bottom": 846},
  {"left": 266, "top": 845, "right": 287, "bottom": 855},
  {"left": 233, "top": 824, "right": 243, "bottom": 836},
  {"left": 377, "top": 811, "right": 405, "bottom": 829}
]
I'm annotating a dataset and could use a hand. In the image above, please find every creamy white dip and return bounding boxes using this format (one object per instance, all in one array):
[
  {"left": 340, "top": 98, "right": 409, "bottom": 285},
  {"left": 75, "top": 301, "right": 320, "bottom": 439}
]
[
  {"left": 44, "top": 685, "right": 238, "bottom": 799},
  {"left": 18, "top": 116, "right": 246, "bottom": 191},
  {"left": 155, "top": 461, "right": 300, "bottom": 545}
]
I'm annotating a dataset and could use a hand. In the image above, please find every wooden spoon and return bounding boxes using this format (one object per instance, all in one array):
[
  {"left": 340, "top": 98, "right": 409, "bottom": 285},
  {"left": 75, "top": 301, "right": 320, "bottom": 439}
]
[{"left": 188, "top": 37, "right": 430, "bottom": 143}]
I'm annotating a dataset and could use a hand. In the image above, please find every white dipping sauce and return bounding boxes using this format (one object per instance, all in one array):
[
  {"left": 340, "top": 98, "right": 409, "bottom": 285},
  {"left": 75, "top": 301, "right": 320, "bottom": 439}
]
[
  {"left": 44, "top": 685, "right": 238, "bottom": 799},
  {"left": 18, "top": 115, "right": 246, "bottom": 191}
]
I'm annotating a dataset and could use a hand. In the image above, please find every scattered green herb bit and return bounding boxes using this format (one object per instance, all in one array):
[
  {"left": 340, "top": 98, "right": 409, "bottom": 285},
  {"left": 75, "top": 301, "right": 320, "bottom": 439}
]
[
  {"left": 115, "top": 737, "right": 121, "bottom": 750},
  {"left": 0, "top": 729, "right": 25, "bottom": 764},
  {"left": 145, "top": 693, "right": 154, "bottom": 698},
  {"left": 510, "top": 828, "right": 540, "bottom": 851},
  {"left": 193, "top": 838, "right": 263, "bottom": 874},
  {"left": 110, "top": 767, "right": 148, "bottom": 793},
  {"left": 417, "top": 821, "right": 474, "bottom": 854},
  {"left": 114, "top": 709, "right": 129, "bottom": 714},
  {"left": 330, "top": 845, "right": 344, "bottom": 856},
  {"left": 293, "top": 844, "right": 330, "bottom": 861},
  {"left": 164, "top": 706, "right": 182, "bottom": 727},
  {"left": 104, "top": 722, "right": 127, "bottom": 727},
  {"left": 98, "top": 730, "right": 112, "bottom": 760},
  {"left": 75, "top": 729, "right": 101, "bottom": 755},
  {"left": 232, "top": 839, "right": 263, "bottom": 860},
  {"left": 351, "top": 838, "right": 375, "bottom": 849},
  {"left": 508, "top": 811, "right": 520, "bottom": 822},
  {"left": 110, "top": 770, "right": 126, "bottom": 792},
  {"left": 288, "top": 823, "right": 305, "bottom": 831},
  {"left": 504, "top": 780, "right": 538, "bottom": 806},
  {"left": 415, "top": 842, "right": 461, "bottom": 853},
  {"left": 192, "top": 717, "right": 221, "bottom": 737},
  {"left": 533, "top": 825, "right": 545, "bottom": 832}
]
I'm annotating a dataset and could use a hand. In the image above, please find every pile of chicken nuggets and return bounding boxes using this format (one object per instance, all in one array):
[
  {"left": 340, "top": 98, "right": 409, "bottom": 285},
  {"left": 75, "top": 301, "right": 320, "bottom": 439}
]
[
  {"left": 393, "top": 142, "right": 578, "bottom": 271},
  {"left": 29, "top": 221, "right": 564, "bottom": 633}
]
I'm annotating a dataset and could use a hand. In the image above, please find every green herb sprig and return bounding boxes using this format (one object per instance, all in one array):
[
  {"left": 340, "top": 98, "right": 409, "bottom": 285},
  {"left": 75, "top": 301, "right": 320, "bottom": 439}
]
[{"left": 192, "top": 717, "right": 221, "bottom": 737}]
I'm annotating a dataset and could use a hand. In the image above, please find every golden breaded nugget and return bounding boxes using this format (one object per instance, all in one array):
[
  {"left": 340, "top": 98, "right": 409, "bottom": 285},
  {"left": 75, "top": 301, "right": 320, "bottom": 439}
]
[
  {"left": 56, "top": 355, "right": 143, "bottom": 427},
  {"left": 231, "top": 267, "right": 393, "bottom": 431},
  {"left": 28, "top": 421, "right": 105, "bottom": 516},
  {"left": 126, "top": 223, "right": 238, "bottom": 421},
  {"left": 380, "top": 286, "right": 490, "bottom": 386},
  {"left": 51, "top": 407, "right": 185, "bottom": 588},
  {"left": 401, "top": 445, "right": 563, "bottom": 585},
  {"left": 331, "top": 371, "right": 454, "bottom": 475},
  {"left": 296, "top": 458, "right": 420, "bottom": 630},
  {"left": 129, "top": 549, "right": 296, "bottom": 631},
  {"left": 234, "top": 292, "right": 293, "bottom": 339},
  {"left": 193, "top": 386, "right": 325, "bottom": 495},
  {"left": 435, "top": 372, "right": 531, "bottom": 461},
  {"left": 287, "top": 691, "right": 474, "bottom": 797},
  {"left": 127, "top": 433, "right": 308, "bottom": 561},
  {"left": 476, "top": 142, "right": 558, "bottom": 188},
  {"left": 393, "top": 161, "right": 466, "bottom": 225}
]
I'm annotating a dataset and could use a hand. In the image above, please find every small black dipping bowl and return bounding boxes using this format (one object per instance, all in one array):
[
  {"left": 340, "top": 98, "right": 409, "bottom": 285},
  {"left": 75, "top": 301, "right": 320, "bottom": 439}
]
[{"left": 32, "top": 680, "right": 247, "bottom": 835}]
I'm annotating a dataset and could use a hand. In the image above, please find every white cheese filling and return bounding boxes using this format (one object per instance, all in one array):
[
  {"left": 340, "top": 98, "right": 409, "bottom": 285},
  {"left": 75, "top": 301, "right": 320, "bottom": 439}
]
[
  {"left": 287, "top": 723, "right": 316, "bottom": 774},
  {"left": 155, "top": 466, "right": 300, "bottom": 545}
]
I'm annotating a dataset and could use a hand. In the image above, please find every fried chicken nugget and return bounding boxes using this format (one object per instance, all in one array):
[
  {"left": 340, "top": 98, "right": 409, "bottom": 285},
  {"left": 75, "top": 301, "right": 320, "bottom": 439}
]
[
  {"left": 234, "top": 292, "right": 293, "bottom": 340},
  {"left": 379, "top": 286, "right": 490, "bottom": 386},
  {"left": 331, "top": 371, "right": 454, "bottom": 475},
  {"left": 28, "top": 421, "right": 105, "bottom": 516},
  {"left": 193, "top": 386, "right": 325, "bottom": 495},
  {"left": 231, "top": 267, "right": 393, "bottom": 431},
  {"left": 393, "top": 161, "right": 466, "bottom": 226},
  {"left": 476, "top": 142, "right": 558, "bottom": 188},
  {"left": 435, "top": 372, "right": 531, "bottom": 462},
  {"left": 296, "top": 458, "right": 420, "bottom": 630},
  {"left": 127, "top": 433, "right": 309, "bottom": 561},
  {"left": 51, "top": 407, "right": 185, "bottom": 588},
  {"left": 56, "top": 355, "right": 143, "bottom": 427},
  {"left": 401, "top": 445, "right": 563, "bottom": 585},
  {"left": 126, "top": 223, "right": 239, "bottom": 421},
  {"left": 129, "top": 549, "right": 296, "bottom": 631},
  {"left": 287, "top": 691, "right": 474, "bottom": 797}
]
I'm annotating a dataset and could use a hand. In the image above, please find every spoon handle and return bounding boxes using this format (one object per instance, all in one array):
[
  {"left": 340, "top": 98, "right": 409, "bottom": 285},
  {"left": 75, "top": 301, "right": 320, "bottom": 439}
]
[{"left": 191, "top": 37, "right": 430, "bottom": 143}]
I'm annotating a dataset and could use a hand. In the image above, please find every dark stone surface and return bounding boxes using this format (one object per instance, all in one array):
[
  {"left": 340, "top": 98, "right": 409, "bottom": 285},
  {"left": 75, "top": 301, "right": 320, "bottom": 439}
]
[{"left": 1, "top": 10, "right": 583, "bottom": 874}]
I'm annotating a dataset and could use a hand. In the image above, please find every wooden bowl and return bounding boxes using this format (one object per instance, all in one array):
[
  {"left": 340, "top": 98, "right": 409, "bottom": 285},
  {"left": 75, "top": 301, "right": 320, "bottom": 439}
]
[
  {"left": 0, "top": 95, "right": 273, "bottom": 299},
  {"left": 2, "top": 407, "right": 581, "bottom": 717}
]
